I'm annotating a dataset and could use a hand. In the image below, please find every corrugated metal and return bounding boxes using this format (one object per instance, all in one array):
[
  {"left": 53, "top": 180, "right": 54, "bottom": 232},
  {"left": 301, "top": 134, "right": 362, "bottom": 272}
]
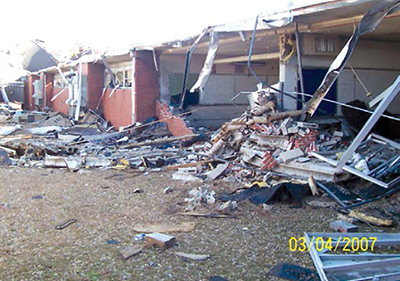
[{"left": 5, "top": 82, "right": 24, "bottom": 103}]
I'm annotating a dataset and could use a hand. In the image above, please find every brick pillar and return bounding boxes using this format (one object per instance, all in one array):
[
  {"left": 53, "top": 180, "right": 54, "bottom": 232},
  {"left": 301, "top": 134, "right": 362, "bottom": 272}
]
[
  {"left": 25, "top": 75, "right": 40, "bottom": 110},
  {"left": 44, "top": 73, "right": 54, "bottom": 107},
  {"left": 133, "top": 50, "right": 159, "bottom": 123},
  {"left": 86, "top": 63, "right": 105, "bottom": 110}
]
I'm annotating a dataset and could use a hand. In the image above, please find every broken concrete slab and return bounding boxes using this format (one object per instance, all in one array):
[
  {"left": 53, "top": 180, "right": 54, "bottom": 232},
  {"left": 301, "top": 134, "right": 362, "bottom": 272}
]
[
  {"left": 133, "top": 222, "right": 195, "bottom": 233},
  {"left": 120, "top": 245, "right": 143, "bottom": 259},
  {"left": 207, "top": 163, "right": 228, "bottom": 180},
  {"left": 145, "top": 233, "right": 176, "bottom": 249},
  {"left": 273, "top": 162, "right": 340, "bottom": 182},
  {"left": 175, "top": 252, "right": 211, "bottom": 261},
  {"left": 279, "top": 148, "right": 304, "bottom": 163}
]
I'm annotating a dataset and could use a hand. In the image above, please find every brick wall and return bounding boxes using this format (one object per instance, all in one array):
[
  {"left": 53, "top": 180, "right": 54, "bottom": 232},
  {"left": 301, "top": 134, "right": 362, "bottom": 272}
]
[
  {"left": 51, "top": 87, "right": 69, "bottom": 115},
  {"left": 102, "top": 88, "right": 132, "bottom": 129},
  {"left": 134, "top": 50, "right": 159, "bottom": 122},
  {"left": 156, "top": 101, "right": 194, "bottom": 136},
  {"left": 41, "top": 73, "right": 54, "bottom": 107},
  {"left": 84, "top": 63, "right": 105, "bottom": 110}
]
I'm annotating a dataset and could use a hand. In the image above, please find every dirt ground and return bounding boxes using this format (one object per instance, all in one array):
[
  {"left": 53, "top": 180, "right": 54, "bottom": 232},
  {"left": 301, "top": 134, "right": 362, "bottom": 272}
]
[{"left": 0, "top": 167, "right": 399, "bottom": 281}]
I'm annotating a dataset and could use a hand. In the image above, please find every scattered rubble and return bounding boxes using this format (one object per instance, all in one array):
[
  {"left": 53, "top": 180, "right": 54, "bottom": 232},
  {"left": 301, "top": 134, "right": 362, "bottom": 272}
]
[
  {"left": 0, "top": 90, "right": 397, "bottom": 219},
  {"left": 329, "top": 220, "right": 358, "bottom": 233},
  {"left": 133, "top": 222, "right": 195, "bottom": 233}
]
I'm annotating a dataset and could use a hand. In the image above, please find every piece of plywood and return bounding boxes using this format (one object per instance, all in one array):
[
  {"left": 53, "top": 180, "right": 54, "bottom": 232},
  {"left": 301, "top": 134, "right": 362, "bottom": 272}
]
[{"left": 120, "top": 245, "right": 143, "bottom": 259}]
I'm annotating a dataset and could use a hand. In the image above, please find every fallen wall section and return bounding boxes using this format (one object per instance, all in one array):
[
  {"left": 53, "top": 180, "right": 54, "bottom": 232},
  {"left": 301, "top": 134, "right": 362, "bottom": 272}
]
[{"left": 156, "top": 101, "right": 194, "bottom": 136}]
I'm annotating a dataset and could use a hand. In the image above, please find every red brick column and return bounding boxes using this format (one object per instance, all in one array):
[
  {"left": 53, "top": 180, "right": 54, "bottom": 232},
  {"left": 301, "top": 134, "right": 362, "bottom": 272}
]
[
  {"left": 83, "top": 63, "right": 105, "bottom": 110},
  {"left": 133, "top": 50, "right": 159, "bottom": 122},
  {"left": 42, "top": 73, "right": 54, "bottom": 107}
]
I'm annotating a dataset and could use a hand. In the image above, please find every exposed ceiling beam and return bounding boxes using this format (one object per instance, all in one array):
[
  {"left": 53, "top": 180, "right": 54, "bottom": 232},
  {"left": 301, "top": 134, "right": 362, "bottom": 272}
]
[
  {"left": 161, "top": 29, "right": 287, "bottom": 55},
  {"left": 161, "top": 11, "right": 400, "bottom": 55},
  {"left": 308, "top": 12, "right": 400, "bottom": 31},
  {"left": 213, "top": 52, "right": 280, "bottom": 64}
]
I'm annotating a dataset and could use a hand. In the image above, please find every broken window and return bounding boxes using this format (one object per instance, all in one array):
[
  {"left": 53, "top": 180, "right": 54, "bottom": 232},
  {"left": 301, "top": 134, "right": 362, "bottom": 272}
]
[
  {"left": 105, "top": 66, "right": 132, "bottom": 88},
  {"left": 54, "top": 73, "right": 68, "bottom": 88}
]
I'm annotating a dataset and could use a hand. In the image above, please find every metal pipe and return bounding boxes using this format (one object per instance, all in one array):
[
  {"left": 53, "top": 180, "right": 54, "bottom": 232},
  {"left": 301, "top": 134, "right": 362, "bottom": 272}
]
[
  {"left": 74, "top": 62, "right": 83, "bottom": 121},
  {"left": 350, "top": 66, "right": 371, "bottom": 99},
  {"left": 292, "top": 91, "right": 400, "bottom": 122}
]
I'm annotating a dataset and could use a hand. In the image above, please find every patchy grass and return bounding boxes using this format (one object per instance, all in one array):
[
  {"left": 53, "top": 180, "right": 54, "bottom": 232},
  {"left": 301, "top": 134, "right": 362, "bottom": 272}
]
[{"left": 0, "top": 167, "right": 399, "bottom": 280}]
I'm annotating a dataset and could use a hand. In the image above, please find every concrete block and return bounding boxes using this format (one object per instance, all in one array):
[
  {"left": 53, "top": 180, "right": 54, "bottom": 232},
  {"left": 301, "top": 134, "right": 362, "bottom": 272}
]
[
  {"left": 280, "top": 118, "right": 291, "bottom": 135},
  {"left": 296, "top": 121, "right": 318, "bottom": 129},
  {"left": 320, "top": 140, "right": 337, "bottom": 147},
  {"left": 287, "top": 126, "right": 299, "bottom": 134}
]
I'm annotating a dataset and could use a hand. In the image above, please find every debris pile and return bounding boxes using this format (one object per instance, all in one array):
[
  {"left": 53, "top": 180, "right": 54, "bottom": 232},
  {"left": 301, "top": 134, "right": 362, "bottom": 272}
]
[{"left": 0, "top": 87, "right": 399, "bottom": 213}]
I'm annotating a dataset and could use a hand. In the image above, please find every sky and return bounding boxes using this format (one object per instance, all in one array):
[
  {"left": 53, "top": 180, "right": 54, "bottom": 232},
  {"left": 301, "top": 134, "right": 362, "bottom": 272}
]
[
  {"left": 0, "top": 0, "right": 297, "bottom": 51},
  {"left": 0, "top": 0, "right": 329, "bottom": 83}
]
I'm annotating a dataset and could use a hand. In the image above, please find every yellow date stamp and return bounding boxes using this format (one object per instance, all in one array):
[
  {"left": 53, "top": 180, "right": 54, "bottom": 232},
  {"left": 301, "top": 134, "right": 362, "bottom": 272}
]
[{"left": 289, "top": 236, "right": 377, "bottom": 252}]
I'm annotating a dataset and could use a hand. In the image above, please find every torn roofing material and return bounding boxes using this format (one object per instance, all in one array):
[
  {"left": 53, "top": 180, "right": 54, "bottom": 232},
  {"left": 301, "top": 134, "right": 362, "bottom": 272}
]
[
  {"left": 22, "top": 40, "right": 57, "bottom": 72},
  {"left": 303, "top": 0, "right": 400, "bottom": 118}
]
